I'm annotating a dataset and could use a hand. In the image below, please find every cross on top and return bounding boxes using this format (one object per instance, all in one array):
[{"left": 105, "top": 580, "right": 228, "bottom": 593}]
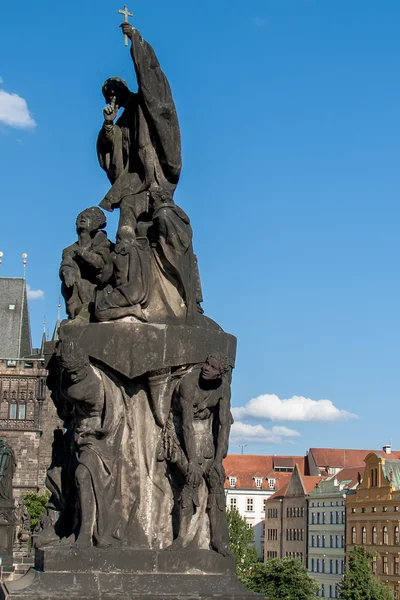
[{"left": 118, "top": 5, "right": 134, "bottom": 46}]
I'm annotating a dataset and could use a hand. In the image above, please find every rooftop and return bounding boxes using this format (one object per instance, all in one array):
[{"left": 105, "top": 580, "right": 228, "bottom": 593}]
[
  {"left": 0, "top": 278, "right": 31, "bottom": 358},
  {"left": 223, "top": 454, "right": 306, "bottom": 490},
  {"left": 309, "top": 448, "right": 377, "bottom": 473}
]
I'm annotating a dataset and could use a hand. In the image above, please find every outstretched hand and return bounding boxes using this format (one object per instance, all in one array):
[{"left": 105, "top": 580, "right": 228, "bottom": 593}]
[{"left": 120, "top": 22, "right": 134, "bottom": 39}]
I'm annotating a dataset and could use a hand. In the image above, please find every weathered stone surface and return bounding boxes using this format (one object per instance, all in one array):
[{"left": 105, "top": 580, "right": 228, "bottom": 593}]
[
  {"left": 1, "top": 548, "right": 263, "bottom": 599},
  {"left": 45, "top": 321, "right": 236, "bottom": 379}
]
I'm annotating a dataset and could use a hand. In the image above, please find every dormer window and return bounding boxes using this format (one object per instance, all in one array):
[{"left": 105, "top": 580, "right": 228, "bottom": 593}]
[
  {"left": 269, "top": 478, "right": 276, "bottom": 490},
  {"left": 229, "top": 477, "right": 237, "bottom": 488},
  {"left": 255, "top": 477, "right": 262, "bottom": 489}
]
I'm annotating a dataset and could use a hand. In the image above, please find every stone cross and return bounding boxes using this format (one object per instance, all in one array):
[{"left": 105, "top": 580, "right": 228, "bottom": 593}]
[{"left": 118, "top": 5, "right": 134, "bottom": 46}]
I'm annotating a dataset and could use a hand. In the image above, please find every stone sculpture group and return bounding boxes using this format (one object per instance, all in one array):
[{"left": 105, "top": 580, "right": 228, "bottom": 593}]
[{"left": 40, "top": 22, "right": 237, "bottom": 558}]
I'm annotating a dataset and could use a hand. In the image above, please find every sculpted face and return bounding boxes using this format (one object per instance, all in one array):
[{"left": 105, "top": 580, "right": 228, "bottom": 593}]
[
  {"left": 76, "top": 210, "right": 93, "bottom": 233},
  {"left": 67, "top": 364, "right": 89, "bottom": 385},
  {"left": 201, "top": 356, "right": 222, "bottom": 381},
  {"left": 103, "top": 79, "right": 130, "bottom": 109}
]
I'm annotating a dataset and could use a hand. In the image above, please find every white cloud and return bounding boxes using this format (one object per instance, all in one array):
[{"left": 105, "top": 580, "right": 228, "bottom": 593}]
[
  {"left": 0, "top": 90, "right": 36, "bottom": 129},
  {"left": 230, "top": 421, "right": 300, "bottom": 445},
  {"left": 232, "top": 394, "right": 358, "bottom": 423},
  {"left": 27, "top": 285, "right": 44, "bottom": 300},
  {"left": 253, "top": 16, "right": 267, "bottom": 28}
]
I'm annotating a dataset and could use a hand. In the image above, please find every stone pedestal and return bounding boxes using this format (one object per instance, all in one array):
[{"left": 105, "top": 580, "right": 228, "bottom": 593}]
[{"left": 0, "top": 547, "right": 263, "bottom": 599}]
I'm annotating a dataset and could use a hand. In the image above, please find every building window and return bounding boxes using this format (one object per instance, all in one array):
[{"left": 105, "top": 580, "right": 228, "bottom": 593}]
[
  {"left": 383, "top": 506, "right": 387, "bottom": 512},
  {"left": 267, "top": 529, "right": 277, "bottom": 541},
  {"left": 372, "top": 556, "right": 376, "bottom": 575},
  {"left": 230, "top": 497, "right": 237, "bottom": 510},
  {"left": 255, "top": 477, "right": 262, "bottom": 489},
  {"left": 383, "top": 556, "right": 388, "bottom": 575},
  {"left": 372, "top": 526, "right": 377, "bottom": 544},
  {"left": 395, "top": 558, "right": 399, "bottom": 576},
  {"left": 362, "top": 527, "right": 367, "bottom": 545},
  {"left": 268, "top": 478, "right": 276, "bottom": 490},
  {"left": 351, "top": 507, "right": 356, "bottom": 513},
  {"left": 263, "top": 498, "right": 267, "bottom": 512},
  {"left": 246, "top": 498, "right": 254, "bottom": 512},
  {"left": 395, "top": 526, "right": 399, "bottom": 545},
  {"left": 383, "top": 526, "right": 389, "bottom": 545},
  {"left": 8, "top": 402, "right": 25, "bottom": 420},
  {"left": 352, "top": 527, "right": 356, "bottom": 544},
  {"left": 229, "top": 477, "right": 236, "bottom": 488},
  {"left": 9, "top": 403, "right": 17, "bottom": 419},
  {"left": 372, "top": 507, "right": 376, "bottom": 512}
]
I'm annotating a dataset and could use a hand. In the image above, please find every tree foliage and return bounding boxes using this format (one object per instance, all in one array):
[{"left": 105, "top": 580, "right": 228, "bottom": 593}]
[
  {"left": 227, "top": 508, "right": 259, "bottom": 585},
  {"left": 339, "top": 547, "right": 394, "bottom": 600},
  {"left": 23, "top": 490, "right": 50, "bottom": 532},
  {"left": 247, "top": 557, "right": 319, "bottom": 600}
]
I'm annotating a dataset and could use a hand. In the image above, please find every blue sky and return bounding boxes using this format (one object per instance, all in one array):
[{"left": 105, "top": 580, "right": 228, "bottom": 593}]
[{"left": 1, "top": 0, "right": 399, "bottom": 454}]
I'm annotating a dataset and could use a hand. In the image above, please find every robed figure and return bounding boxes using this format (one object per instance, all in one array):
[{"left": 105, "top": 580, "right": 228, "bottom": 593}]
[
  {"left": 0, "top": 440, "right": 16, "bottom": 501},
  {"left": 97, "top": 24, "right": 181, "bottom": 235}
]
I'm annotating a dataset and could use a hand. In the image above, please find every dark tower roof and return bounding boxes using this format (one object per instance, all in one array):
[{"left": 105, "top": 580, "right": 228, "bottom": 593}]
[{"left": 0, "top": 277, "right": 32, "bottom": 358}]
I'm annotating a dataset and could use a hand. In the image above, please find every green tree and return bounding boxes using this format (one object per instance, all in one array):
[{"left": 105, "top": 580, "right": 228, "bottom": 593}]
[
  {"left": 339, "top": 547, "right": 394, "bottom": 600},
  {"left": 227, "top": 508, "right": 259, "bottom": 585},
  {"left": 246, "top": 557, "right": 319, "bottom": 599},
  {"left": 23, "top": 490, "right": 50, "bottom": 532}
]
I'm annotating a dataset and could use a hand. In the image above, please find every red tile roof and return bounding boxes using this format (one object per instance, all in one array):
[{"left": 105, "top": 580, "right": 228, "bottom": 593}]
[
  {"left": 268, "top": 482, "right": 290, "bottom": 501},
  {"left": 334, "top": 465, "right": 365, "bottom": 490},
  {"left": 267, "top": 474, "right": 322, "bottom": 500},
  {"left": 223, "top": 454, "right": 306, "bottom": 490},
  {"left": 309, "top": 448, "right": 376, "bottom": 472},
  {"left": 303, "top": 476, "right": 325, "bottom": 494},
  {"left": 371, "top": 451, "right": 400, "bottom": 460}
]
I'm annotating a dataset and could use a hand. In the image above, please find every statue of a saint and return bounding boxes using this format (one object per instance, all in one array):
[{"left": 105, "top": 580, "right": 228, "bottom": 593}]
[
  {"left": 159, "top": 356, "right": 232, "bottom": 555},
  {"left": 59, "top": 343, "right": 128, "bottom": 549},
  {"left": 94, "top": 223, "right": 152, "bottom": 322},
  {"left": 97, "top": 23, "right": 181, "bottom": 237},
  {"left": 0, "top": 439, "right": 16, "bottom": 501},
  {"left": 60, "top": 207, "right": 113, "bottom": 319}
]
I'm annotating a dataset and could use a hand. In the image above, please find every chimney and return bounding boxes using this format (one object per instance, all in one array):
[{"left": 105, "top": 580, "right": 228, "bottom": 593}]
[{"left": 383, "top": 444, "right": 392, "bottom": 455}]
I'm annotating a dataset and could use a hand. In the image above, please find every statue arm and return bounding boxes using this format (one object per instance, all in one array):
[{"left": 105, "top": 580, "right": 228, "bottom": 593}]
[
  {"left": 214, "top": 392, "right": 231, "bottom": 464},
  {"left": 77, "top": 248, "right": 105, "bottom": 270}
]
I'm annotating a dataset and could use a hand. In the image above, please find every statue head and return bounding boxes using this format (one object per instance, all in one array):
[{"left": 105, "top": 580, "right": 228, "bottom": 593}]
[
  {"left": 76, "top": 207, "right": 106, "bottom": 235},
  {"left": 102, "top": 77, "right": 130, "bottom": 108},
  {"left": 60, "top": 342, "right": 90, "bottom": 384},
  {"left": 201, "top": 355, "right": 229, "bottom": 381}
]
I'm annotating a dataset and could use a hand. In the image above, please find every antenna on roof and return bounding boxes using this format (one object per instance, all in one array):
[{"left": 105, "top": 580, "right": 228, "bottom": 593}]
[
  {"left": 22, "top": 253, "right": 28, "bottom": 279},
  {"left": 238, "top": 444, "right": 247, "bottom": 455},
  {"left": 0, "top": 252, "right": 3, "bottom": 265}
]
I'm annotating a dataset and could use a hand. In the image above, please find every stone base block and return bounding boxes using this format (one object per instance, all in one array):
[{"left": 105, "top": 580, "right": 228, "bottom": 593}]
[{"left": 0, "top": 548, "right": 263, "bottom": 599}]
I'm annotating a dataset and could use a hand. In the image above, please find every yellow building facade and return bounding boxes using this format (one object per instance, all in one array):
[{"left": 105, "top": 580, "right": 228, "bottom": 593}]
[{"left": 346, "top": 450, "right": 400, "bottom": 600}]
